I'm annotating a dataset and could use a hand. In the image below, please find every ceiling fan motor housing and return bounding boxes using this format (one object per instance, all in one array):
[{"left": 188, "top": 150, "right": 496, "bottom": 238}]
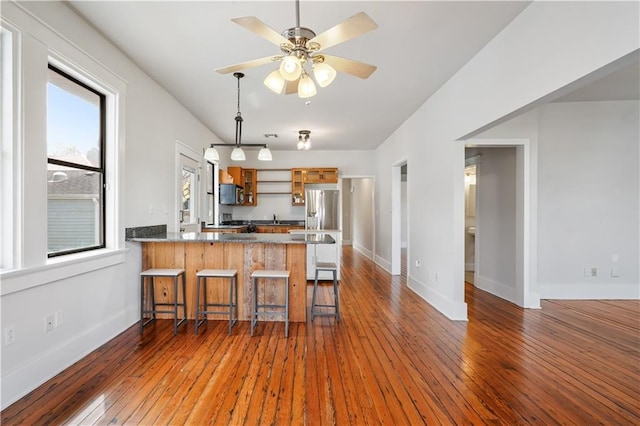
[{"left": 281, "top": 27, "right": 319, "bottom": 60}]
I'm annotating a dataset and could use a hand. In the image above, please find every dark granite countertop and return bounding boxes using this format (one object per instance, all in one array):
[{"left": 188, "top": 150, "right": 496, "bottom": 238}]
[{"left": 129, "top": 232, "right": 335, "bottom": 244}]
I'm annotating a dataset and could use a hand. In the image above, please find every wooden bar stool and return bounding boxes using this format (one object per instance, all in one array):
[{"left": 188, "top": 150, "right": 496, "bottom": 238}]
[
  {"left": 140, "top": 268, "right": 187, "bottom": 335},
  {"left": 195, "top": 269, "right": 238, "bottom": 335},
  {"left": 311, "top": 262, "right": 340, "bottom": 322},
  {"left": 250, "top": 270, "right": 290, "bottom": 337}
]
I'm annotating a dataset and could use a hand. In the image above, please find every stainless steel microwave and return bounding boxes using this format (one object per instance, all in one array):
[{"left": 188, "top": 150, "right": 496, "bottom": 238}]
[{"left": 220, "top": 184, "right": 243, "bottom": 205}]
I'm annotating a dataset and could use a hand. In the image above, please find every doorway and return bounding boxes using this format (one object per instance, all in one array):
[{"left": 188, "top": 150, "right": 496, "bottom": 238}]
[
  {"left": 464, "top": 139, "right": 539, "bottom": 308},
  {"left": 391, "top": 160, "right": 408, "bottom": 276},
  {"left": 175, "top": 141, "right": 202, "bottom": 233},
  {"left": 341, "top": 177, "right": 375, "bottom": 261}
]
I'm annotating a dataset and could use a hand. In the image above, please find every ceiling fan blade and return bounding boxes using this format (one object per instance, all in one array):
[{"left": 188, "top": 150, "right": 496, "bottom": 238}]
[
  {"left": 215, "top": 56, "right": 281, "bottom": 74},
  {"left": 284, "top": 79, "right": 298, "bottom": 95},
  {"left": 308, "top": 12, "right": 378, "bottom": 52},
  {"left": 322, "top": 55, "right": 377, "bottom": 79},
  {"left": 231, "top": 16, "right": 292, "bottom": 47}
]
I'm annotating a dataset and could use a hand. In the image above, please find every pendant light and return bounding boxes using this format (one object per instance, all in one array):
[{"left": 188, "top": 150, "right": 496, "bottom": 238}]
[{"left": 204, "top": 73, "right": 273, "bottom": 162}]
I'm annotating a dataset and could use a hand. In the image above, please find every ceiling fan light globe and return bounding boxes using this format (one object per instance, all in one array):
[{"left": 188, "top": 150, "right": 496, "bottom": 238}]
[
  {"left": 297, "top": 140, "right": 305, "bottom": 150},
  {"left": 204, "top": 146, "right": 220, "bottom": 162},
  {"left": 313, "top": 62, "right": 337, "bottom": 88},
  {"left": 280, "top": 56, "right": 302, "bottom": 81},
  {"left": 230, "top": 147, "right": 246, "bottom": 161},
  {"left": 258, "top": 147, "right": 273, "bottom": 161},
  {"left": 264, "top": 69, "right": 285, "bottom": 93},
  {"left": 304, "top": 140, "right": 312, "bottom": 150},
  {"left": 298, "top": 74, "right": 317, "bottom": 98}
]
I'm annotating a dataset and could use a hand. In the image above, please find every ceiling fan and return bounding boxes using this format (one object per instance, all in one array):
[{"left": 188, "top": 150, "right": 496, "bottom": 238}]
[{"left": 215, "top": 0, "right": 378, "bottom": 98}]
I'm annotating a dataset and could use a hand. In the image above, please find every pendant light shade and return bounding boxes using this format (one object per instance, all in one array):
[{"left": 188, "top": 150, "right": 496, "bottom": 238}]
[
  {"left": 258, "top": 146, "right": 273, "bottom": 161},
  {"left": 313, "top": 62, "right": 337, "bottom": 88},
  {"left": 204, "top": 146, "right": 220, "bottom": 162},
  {"left": 264, "top": 69, "right": 286, "bottom": 94},
  {"left": 280, "top": 56, "right": 302, "bottom": 81},
  {"left": 230, "top": 147, "right": 246, "bottom": 161},
  {"left": 298, "top": 72, "right": 317, "bottom": 98}
]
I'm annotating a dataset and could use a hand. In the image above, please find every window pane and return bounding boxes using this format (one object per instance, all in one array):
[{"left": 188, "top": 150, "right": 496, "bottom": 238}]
[
  {"left": 47, "top": 166, "right": 104, "bottom": 254},
  {"left": 47, "top": 65, "right": 105, "bottom": 257},
  {"left": 47, "top": 68, "right": 102, "bottom": 168},
  {"left": 182, "top": 165, "right": 196, "bottom": 224}
]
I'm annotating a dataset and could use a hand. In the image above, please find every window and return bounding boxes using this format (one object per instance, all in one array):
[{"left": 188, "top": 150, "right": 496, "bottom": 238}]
[{"left": 47, "top": 65, "right": 106, "bottom": 257}]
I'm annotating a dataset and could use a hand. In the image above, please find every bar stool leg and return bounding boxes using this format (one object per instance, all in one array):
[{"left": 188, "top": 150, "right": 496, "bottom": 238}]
[
  {"left": 285, "top": 277, "right": 289, "bottom": 337},
  {"left": 333, "top": 269, "right": 340, "bottom": 322},
  {"left": 195, "top": 276, "right": 201, "bottom": 335},
  {"left": 140, "top": 275, "right": 145, "bottom": 334},
  {"left": 311, "top": 269, "right": 319, "bottom": 321},
  {"left": 181, "top": 272, "right": 187, "bottom": 325},
  {"left": 173, "top": 274, "right": 179, "bottom": 335},
  {"left": 250, "top": 276, "right": 257, "bottom": 336},
  {"left": 227, "top": 275, "right": 234, "bottom": 335}
]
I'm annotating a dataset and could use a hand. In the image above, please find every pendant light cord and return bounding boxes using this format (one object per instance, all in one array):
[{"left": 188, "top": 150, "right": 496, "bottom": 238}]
[{"left": 234, "top": 73, "right": 243, "bottom": 147}]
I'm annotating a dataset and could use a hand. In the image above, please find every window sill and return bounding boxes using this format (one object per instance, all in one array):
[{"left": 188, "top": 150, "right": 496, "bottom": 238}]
[{"left": 0, "top": 248, "right": 128, "bottom": 296}]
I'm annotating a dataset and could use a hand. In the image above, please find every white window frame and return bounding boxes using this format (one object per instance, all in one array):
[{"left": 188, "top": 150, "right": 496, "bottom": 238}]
[{"left": 0, "top": 3, "right": 127, "bottom": 295}]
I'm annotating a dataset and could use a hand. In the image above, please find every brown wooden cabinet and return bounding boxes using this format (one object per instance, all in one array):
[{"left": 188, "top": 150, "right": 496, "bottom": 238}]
[
  {"left": 290, "top": 168, "right": 338, "bottom": 205},
  {"left": 228, "top": 167, "right": 257, "bottom": 206},
  {"left": 241, "top": 168, "right": 257, "bottom": 205},
  {"left": 291, "top": 168, "right": 305, "bottom": 206},
  {"left": 255, "top": 225, "right": 305, "bottom": 233},
  {"left": 304, "top": 168, "right": 338, "bottom": 183}
]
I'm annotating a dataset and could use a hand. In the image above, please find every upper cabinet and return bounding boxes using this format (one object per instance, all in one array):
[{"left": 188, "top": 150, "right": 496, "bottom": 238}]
[
  {"left": 304, "top": 168, "right": 338, "bottom": 184},
  {"left": 291, "top": 167, "right": 339, "bottom": 206},
  {"left": 227, "top": 166, "right": 243, "bottom": 188},
  {"left": 291, "top": 168, "right": 305, "bottom": 206},
  {"left": 242, "top": 168, "right": 257, "bottom": 205},
  {"left": 227, "top": 166, "right": 257, "bottom": 206}
]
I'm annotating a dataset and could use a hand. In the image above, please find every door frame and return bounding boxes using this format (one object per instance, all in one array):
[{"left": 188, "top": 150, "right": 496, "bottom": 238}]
[
  {"left": 391, "top": 159, "right": 408, "bottom": 276},
  {"left": 175, "top": 140, "right": 203, "bottom": 232},
  {"left": 464, "top": 138, "right": 540, "bottom": 309}
]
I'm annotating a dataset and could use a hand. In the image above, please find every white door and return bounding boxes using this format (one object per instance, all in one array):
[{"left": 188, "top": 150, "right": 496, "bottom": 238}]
[{"left": 179, "top": 154, "right": 200, "bottom": 232}]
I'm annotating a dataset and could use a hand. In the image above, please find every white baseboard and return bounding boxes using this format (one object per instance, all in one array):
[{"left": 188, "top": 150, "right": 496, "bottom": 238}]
[
  {"left": 539, "top": 282, "right": 640, "bottom": 299},
  {"left": 407, "top": 276, "right": 468, "bottom": 320},
  {"left": 375, "top": 255, "right": 392, "bottom": 274},
  {"left": 353, "top": 243, "right": 373, "bottom": 260},
  {"left": 475, "top": 275, "right": 516, "bottom": 304},
  {"left": 1, "top": 306, "right": 138, "bottom": 410}
]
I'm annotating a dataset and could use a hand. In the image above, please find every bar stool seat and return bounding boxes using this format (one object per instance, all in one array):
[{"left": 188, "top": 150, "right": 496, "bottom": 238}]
[
  {"left": 312, "top": 262, "right": 340, "bottom": 322},
  {"left": 195, "top": 269, "right": 238, "bottom": 335},
  {"left": 140, "top": 268, "right": 187, "bottom": 335},
  {"left": 250, "top": 270, "right": 290, "bottom": 337}
]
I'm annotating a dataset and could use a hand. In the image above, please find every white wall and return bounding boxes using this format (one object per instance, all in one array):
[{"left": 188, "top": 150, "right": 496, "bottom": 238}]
[
  {"left": 351, "top": 178, "right": 374, "bottom": 259},
  {"left": 475, "top": 148, "right": 517, "bottom": 300},
  {"left": 0, "top": 1, "right": 222, "bottom": 408},
  {"left": 537, "top": 101, "right": 639, "bottom": 298},
  {"left": 373, "top": 1, "right": 639, "bottom": 319}
]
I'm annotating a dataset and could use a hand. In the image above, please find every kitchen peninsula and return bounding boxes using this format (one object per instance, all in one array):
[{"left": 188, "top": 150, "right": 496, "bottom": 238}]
[{"left": 129, "top": 231, "right": 335, "bottom": 323}]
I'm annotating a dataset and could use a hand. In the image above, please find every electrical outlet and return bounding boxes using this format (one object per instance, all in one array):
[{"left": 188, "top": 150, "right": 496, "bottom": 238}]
[
  {"left": 415, "top": 260, "right": 421, "bottom": 269},
  {"left": 45, "top": 315, "right": 55, "bottom": 332},
  {"left": 4, "top": 326, "right": 16, "bottom": 346},
  {"left": 591, "top": 267, "right": 597, "bottom": 277}
]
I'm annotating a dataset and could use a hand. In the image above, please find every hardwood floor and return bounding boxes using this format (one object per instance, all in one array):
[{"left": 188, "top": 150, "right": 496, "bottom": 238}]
[{"left": 2, "top": 246, "right": 639, "bottom": 425}]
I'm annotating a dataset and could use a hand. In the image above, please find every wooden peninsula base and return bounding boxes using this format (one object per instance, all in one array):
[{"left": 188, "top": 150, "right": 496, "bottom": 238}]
[{"left": 133, "top": 232, "right": 335, "bottom": 323}]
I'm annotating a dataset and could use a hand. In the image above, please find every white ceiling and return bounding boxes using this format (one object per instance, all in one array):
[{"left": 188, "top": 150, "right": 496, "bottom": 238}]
[{"left": 67, "top": 0, "right": 531, "bottom": 151}]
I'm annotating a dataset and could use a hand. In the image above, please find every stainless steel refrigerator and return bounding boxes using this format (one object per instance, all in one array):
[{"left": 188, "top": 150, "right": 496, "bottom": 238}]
[
  {"left": 305, "top": 189, "right": 340, "bottom": 230},
  {"left": 302, "top": 188, "right": 341, "bottom": 280}
]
